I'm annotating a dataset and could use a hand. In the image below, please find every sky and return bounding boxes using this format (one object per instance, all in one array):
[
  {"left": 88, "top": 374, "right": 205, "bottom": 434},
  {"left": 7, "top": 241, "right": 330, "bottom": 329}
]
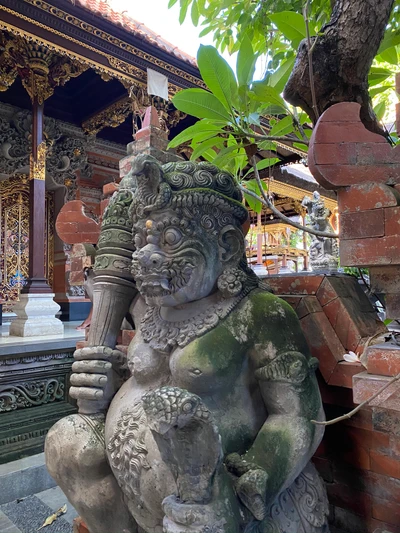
[{"left": 109, "top": 0, "right": 214, "bottom": 60}]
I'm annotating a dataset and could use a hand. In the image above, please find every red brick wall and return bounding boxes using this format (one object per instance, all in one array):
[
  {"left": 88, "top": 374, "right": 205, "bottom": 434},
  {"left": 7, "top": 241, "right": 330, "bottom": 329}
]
[{"left": 268, "top": 273, "right": 400, "bottom": 533}]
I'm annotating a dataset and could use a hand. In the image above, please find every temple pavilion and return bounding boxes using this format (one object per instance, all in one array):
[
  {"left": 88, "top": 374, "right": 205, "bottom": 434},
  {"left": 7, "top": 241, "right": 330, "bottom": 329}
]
[{"left": 0, "top": 0, "right": 337, "bottom": 326}]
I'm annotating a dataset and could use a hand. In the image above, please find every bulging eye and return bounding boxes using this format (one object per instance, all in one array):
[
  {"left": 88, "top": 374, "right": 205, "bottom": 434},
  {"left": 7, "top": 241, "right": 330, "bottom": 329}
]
[
  {"left": 164, "top": 228, "right": 182, "bottom": 246},
  {"left": 134, "top": 233, "right": 146, "bottom": 249}
]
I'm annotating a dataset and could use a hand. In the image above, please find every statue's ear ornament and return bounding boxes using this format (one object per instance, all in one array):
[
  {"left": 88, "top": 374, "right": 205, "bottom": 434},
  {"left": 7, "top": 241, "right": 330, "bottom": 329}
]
[{"left": 217, "top": 267, "right": 247, "bottom": 298}]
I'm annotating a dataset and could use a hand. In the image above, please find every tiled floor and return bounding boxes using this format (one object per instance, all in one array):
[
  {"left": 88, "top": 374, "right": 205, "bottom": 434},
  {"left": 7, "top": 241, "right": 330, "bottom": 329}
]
[{"left": 0, "top": 486, "right": 77, "bottom": 533}]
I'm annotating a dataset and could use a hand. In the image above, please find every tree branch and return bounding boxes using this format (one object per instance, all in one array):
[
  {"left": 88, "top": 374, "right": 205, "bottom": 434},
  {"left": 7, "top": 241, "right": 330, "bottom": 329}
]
[
  {"left": 312, "top": 372, "right": 400, "bottom": 426},
  {"left": 241, "top": 157, "right": 339, "bottom": 239},
  {"left": 304, "top": 0, "right": 319, "bottom": 120},
  {"left": 284, "top": 0, "right": 394, "bottom": 135}
]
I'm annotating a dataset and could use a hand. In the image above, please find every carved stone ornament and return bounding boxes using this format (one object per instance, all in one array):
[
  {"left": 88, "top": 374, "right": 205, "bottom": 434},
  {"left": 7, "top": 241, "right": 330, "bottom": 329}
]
[
  {"left": 0, "top": 31, "right": 88, "bottom": 104},
  {"left": 0, "top": 109, "right": 91, "bottom": 199},
  {"left": 302, "top": 191, "right": 339, "bottom": 272},
  {"left": 45, "top": 155, "right": 330, "bottom": 533},
  {"left": 0, "top": 377, "right": 65, "bottom": 412}
]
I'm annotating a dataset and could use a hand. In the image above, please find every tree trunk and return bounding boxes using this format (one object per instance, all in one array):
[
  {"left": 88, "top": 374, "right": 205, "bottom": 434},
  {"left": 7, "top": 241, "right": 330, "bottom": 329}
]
[{"left": 283, "top": 0, "right": 395, "bottom": 135}]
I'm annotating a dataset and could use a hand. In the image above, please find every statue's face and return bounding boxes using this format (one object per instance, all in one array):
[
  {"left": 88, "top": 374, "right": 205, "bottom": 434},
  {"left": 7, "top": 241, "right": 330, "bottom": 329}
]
[{"left": 132, "top": 209, "right": 222, "bottom": 307}]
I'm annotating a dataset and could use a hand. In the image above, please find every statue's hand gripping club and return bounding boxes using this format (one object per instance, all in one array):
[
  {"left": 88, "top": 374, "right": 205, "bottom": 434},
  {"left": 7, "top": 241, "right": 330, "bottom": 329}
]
[{"left": 70, "top": 346, "right": 128, "bottom": 414}]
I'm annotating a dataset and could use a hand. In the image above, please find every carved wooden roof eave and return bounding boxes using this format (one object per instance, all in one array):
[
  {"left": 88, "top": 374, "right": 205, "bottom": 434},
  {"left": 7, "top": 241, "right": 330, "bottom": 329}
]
[
  {"left": 0, "top": 0, "right": 205, "bottom": 98},
  {"left": 0, "top": 101, "right": 127, "bottom": 158}
]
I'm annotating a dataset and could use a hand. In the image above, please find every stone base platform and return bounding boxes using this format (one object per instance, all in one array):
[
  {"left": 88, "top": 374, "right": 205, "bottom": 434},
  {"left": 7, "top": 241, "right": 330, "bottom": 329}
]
[
  {"left": 0, "top": 322, "right": 84, "bottom": 463},
  {"left": 10, "top": 293, "right": 64, "bottom": 337}
]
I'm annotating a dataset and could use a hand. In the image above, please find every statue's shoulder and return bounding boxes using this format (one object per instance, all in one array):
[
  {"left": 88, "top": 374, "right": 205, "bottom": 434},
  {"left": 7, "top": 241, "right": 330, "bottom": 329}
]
[{"left": 246, "top": 288, "right": 299, "bottom": 329}]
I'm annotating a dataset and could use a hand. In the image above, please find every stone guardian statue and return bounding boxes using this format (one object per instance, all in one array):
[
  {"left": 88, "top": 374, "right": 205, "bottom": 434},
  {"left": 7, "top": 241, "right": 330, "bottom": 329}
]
[
  {"left": 302, "top": 191, "right": 339, "bottom": 272},
  {"left": 45, "top": 156, "right": 330, "bottom": 533}
]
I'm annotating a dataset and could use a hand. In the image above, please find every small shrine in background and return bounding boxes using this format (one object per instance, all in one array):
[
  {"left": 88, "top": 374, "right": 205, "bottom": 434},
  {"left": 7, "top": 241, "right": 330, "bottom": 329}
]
[
  {"left": 245, "top": 166, "right": 338, "bottom": 275},
  {"left": 246, "top": 221, "right": 309, "bottom": 274}
]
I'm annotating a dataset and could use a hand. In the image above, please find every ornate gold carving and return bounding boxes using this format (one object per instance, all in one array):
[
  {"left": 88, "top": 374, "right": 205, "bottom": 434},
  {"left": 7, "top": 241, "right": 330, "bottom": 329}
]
[
  {"left": 0, "top": 5, "right": 201, "bottom": 98},
  {"left": 0, "top": 15, "right": 135, "bottom": 87},
  {"left": 0, "top": 32, "right": 88, "bottom": 103},
  {"left": 30, "top": 141, "right": 46, "bottom": 181},
  {"left": 23, "top": 0, "right": 205, "bottom": 89},
  {"left": 0, "top": 33, "right": 18, "bottom": 91},
  {"left": 0, "top": 176, "right": 54, "bottom": 310},
  {"left": 82, "top": 89, "right": 187, "bottom": 136},
  {"left": 82, "top": 95, "right": 133, "bottom": 136}
]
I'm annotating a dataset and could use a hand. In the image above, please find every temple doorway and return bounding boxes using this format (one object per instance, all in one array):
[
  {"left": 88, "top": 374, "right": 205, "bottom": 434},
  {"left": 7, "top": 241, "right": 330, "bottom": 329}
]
[{"left": 0, "top": 176, "right": 54, "bottom": 314}]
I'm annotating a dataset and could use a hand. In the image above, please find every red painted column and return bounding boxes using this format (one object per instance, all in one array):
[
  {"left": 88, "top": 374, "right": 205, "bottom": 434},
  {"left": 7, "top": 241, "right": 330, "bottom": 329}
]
[{"left": 22, "top": 97, "right": 52, "bottom": 294}]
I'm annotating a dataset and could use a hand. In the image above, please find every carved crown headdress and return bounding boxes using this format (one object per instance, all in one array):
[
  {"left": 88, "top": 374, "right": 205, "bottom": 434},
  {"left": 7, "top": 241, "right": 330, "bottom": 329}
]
[{"left": 130, "top": 154, "right": 249, "bottom": 226}]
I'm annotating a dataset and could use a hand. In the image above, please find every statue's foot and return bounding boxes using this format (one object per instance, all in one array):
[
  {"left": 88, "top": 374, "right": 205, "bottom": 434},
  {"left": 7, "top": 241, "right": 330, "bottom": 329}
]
[{"left": 162, "top": 495, "right": 223, "bottom": 533}]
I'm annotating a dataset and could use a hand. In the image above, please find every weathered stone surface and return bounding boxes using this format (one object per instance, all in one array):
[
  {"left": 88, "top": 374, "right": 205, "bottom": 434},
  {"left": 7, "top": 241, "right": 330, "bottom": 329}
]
[
  {"left": 353, "top": 373, "right": 400, "bottom": 411},
  {"left": 45, "top": 156, "right": 329, "bottom": 533},
  {"left": 309, "top": 103, "right": 400, "bottom": 190},
  {"left": 338, "top": 183, "right": 400, "bottom": 214},
  {"left": 340, "top": 209, "right": 385, "bottom": 240},
  {"left": 301, "top": 311, "right": 346, "bottom": 382},
  {"left": 340, "top": 235, "right": 400, "bottom": 267},
  {"left": 367, "top": 344, "right": 400, "bottom": 377}
]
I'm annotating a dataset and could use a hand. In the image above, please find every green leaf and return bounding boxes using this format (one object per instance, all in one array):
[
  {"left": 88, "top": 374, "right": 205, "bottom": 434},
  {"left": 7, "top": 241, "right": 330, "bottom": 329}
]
[
  {"left": 197, "top": 45, "right": 238, "bottom": 111},
  {"left": 369, "top": 85, "right": 393, "bottom": 98},
  {"left": 293, "top": 142, "right": 309, "bottom": 151},
  {"left": 384, "top": 318, "right": 394, "bottom": 326},
  {"left": 173, "top": 88, "right": 233, "bottom": 122},
  {"left": 190, "top": 136, "right": 225, "bottom": 161},
  {"left": 199, "top": 25, "right": 214, "bottom": 37},
  {"left": 368, "top": 67, "right": 393, "bottom": 87},
  {"left": 258, "top": 141, "right": 277, "bottom": 151},
  {"left": 378, "top": 31, "right": 400, "bottom": 54},
  {"left": 179, "top": 0, "right": 190, "bottom": 24},
  {"left": 237, "top": 34, "right": 256, "bottom": 87},
  {"left": 268, "top": 57, "right": 295, "bottom": 93},
  {"left": 250, "top": 84, "right": 287, "bottom": 111},
  {"left": 269, "top": 11, "right": 313, "bottom": 46},
  {"left": 374, "top": 101, "right": 386, "bottom": 121},
  {"left": 243, "top": 179, "right": 268, "bottom": 213},
  {"left": 191, "top": 0, "right": 200, "bottom": 26},
  {"left": 168, "top": 0, "right": 179, "bottom": 7},
  {"left": 256, "top": 158, "right": 280, "bottom": 171},
  {"left": 377, "top": 46, "right": 398, "bottom": 65},
  {"left": 201, "top": 148, "right": 218, "bottom": 162},
  {"left": 168, "top": 120, "right": 223, "bottom": 148},
  {"left": 269, "top": 115, "right": 295, "bottom": 137},
  {"left": 213, "top": 144, "right": 242, "bottom": 166}
]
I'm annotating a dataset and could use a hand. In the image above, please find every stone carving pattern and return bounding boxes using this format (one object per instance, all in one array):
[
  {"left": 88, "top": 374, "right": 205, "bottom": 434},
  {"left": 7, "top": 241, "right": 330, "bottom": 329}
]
[
  {"left": 0, "top": 351, "right": 73, "bottom": 367},
  {"left": 0, "top": 377, "right": 65, "bottom": 412},
  {"left": 0, "top": 110, "right": 91, "bottom": 198},
  {"left": 45, "top": 155, "right": 329, "bottom": 533},
  {"left": 302, "top": 191, "right": 339, "bottom": 272}
]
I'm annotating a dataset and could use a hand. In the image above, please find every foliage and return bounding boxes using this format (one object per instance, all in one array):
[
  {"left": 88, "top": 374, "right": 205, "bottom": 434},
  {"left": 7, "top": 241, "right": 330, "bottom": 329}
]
[
  {"left": 167, "top": 0, "right": 400, "bottom": 222},
  {"left": 169, "top": 0, "right": 400, "bottom": 131},
  {"left": 168, "top": 43, "right": 306, "bottom": 211}
]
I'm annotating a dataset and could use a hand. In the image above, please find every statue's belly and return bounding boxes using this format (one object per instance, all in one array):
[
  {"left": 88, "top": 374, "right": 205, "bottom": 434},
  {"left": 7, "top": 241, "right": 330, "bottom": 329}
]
[
  {"left": 170, "top": 342, "right": 267, "bottom": 454},
  {"left": 105, "top": 378, "right": 176, "bottom": 532}
]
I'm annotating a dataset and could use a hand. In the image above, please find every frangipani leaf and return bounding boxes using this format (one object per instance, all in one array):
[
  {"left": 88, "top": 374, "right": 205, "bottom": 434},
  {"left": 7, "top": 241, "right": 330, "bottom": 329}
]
[
  {"left": 168, "top": 120, "right": 224, "bottom": 148},
  {"left": 269, "top": 115, "right": 295, "bottom": 136},
  {"left": 237, "top": 35, "right": 256, "bottom": 87},
  {"left": 269, "top": 11, "right": 314, "bottom": 46},
  {"left": 197, "top": 45, "right": 238, "bottom": 111},
  {"left": 172, "top": 88, "right": 233, "bottom": 122}
]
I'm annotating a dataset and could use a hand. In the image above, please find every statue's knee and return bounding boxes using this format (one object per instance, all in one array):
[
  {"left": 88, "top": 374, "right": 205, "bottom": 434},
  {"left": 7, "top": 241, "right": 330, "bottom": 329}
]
[{"left": 45, "top": 414, "right": 107, "bottom": 481}]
